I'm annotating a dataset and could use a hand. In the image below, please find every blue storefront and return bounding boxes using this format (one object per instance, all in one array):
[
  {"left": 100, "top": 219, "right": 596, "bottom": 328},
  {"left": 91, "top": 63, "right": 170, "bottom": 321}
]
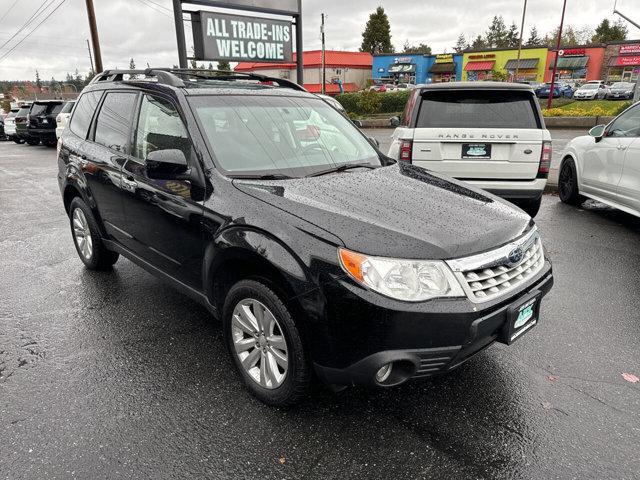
[{"left": 372, "top": 53, "right": 463, "bottom": 84}]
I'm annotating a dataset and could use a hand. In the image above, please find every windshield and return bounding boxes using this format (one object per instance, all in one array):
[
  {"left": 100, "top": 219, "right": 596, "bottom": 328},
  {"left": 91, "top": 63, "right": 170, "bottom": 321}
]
[
  {"left": 581, "top": 84, "right": 598, "bottom": 90},
  {"left": 189, "top": 95, "right": 380, "bottom": 177},
  {"left": 611, "top": 83, "right": 631, "bottom": 89}
]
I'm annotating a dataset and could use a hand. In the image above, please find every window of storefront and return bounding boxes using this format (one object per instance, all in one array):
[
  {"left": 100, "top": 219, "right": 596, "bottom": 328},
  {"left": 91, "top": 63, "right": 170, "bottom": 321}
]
[
  {"left": 549, "top": 54, "right": 589, "bottom": 82},
  {"left": 504, "top": 58, "right": 539, "bottom": 82},
  {"left": 607, "top": 52, "right": 640, "bottom": 83}
]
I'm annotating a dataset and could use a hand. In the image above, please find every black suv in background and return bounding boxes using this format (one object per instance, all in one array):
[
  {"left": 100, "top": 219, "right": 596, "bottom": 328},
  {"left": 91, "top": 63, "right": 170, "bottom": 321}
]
[
  {"left": 58, "top": 69, "right": 553, "bottom": 406},
  {"left": 27, "top": 100, "right": 65, "bottom": 146}
]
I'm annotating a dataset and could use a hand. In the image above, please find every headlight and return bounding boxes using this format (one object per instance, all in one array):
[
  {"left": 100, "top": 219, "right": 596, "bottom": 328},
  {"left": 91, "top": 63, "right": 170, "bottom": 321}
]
[{"left": 338, "top": 248, "right": 465, "bottom": 302}]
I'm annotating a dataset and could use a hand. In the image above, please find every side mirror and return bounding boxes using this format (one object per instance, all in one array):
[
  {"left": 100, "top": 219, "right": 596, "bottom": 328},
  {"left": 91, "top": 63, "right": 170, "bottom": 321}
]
[
  {"left": 390, "top": 116, "right": 400, "bottom": 128},
  {"left": 352, "top": 120, "right": 363, "bottom": 128},
  {"left": 589, "top": 124, "right": 606, "bottom": 143},
  {"left": 368, "top": 136, "right": 380, "bottom": 148},
  {"left": 145, "top": 149, "right": 190, "bottom": 180}
]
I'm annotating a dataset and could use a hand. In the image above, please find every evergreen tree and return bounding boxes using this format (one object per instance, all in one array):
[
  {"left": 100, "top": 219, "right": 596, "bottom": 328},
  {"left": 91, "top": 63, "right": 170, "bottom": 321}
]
[
  {"left": 485, "top": 15, "right": 509, "bottom": 48},
  {"left": 129, "top": 58, "right": 137, "bottom": 79},
  {"left": 525, "top": 26, "right": 542, "bottom": 46},
  {"left": 35, "top": 70, "right": 42, "bottom": 92},
  {"left": 591, "top": 18, "right": 627, "bottom": 43},
  {"left": 471, "top": 34, "right": 487, "bottom": 50},
  {"left": 360, "top": 6, "right": 393, "bottom": 54},
  {"left": 506, "top": 22, "right": 520, "bottom": 48},
  {"left": 402, "top": 41, "right": 432, "bottom": 55},
  {"left": 454, "top": 33, "right": 469, "bottom": 53}
]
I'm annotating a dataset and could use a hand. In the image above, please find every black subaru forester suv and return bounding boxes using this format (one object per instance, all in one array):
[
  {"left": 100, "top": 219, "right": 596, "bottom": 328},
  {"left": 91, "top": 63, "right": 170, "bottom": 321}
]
[{"left": 58, "top": 69, "right": 553, "bottom": 406}]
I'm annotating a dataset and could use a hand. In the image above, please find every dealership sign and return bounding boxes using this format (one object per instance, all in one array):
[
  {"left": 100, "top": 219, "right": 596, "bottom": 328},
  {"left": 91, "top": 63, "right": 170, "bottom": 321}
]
[
  {"left": 192, "top": 11, "right": 293, "bottom": 62},
  {"left": 619, "top": 44, "right": 640, "bottom": 55}
]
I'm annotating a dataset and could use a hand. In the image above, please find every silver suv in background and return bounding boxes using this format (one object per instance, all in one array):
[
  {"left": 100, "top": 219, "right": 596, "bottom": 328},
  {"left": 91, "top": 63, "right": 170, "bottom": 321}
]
[{"left": 389, "top": 82, "right": 551, "bottom": 217}]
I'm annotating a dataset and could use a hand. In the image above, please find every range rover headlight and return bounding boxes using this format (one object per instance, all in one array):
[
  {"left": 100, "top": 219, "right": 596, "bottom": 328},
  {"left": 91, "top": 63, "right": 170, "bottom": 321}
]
[{"left": 338, "top": 248, "right": 465, "bottom": 302}]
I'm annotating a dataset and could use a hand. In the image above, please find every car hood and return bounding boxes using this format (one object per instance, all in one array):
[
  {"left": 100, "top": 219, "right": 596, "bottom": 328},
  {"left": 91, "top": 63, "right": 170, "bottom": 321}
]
[{"left": 233, "top": 163, "right": 533, "bottom": 260}]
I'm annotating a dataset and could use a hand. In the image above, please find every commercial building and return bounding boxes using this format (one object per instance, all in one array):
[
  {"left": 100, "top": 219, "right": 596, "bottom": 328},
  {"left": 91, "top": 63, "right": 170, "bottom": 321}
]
[
  {"left": 462, "top": 47, "right": 548, "bottom": 82},
  {"left": 372, "top": 53, "right": 463, "bottom": 84},
  {"left": 603, "top": 41, "right": 640, "bottom": 83},
  {"left": 234, "top": 50, "right": 372, "bottom": 94},
  {"left": 545, "top": 46, "right": 606, "bottom": 83}
]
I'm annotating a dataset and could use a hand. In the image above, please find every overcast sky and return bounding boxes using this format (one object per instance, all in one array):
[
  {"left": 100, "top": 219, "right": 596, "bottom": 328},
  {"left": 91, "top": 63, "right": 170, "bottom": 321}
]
[{"left": 1, "top": 0, "right": 639, "bottom": 80}]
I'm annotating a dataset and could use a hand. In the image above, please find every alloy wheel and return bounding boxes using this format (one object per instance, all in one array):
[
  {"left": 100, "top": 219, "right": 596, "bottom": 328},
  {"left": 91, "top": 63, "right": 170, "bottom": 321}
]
[
  {"left": 72, "top": 208, "right": 93, "bottom": 260},
  {"left": 231, "top": 298, "right": 288, "bottom": 389},
  {"left": 559, "top": 163, "right": 574, "bottom": 200}
]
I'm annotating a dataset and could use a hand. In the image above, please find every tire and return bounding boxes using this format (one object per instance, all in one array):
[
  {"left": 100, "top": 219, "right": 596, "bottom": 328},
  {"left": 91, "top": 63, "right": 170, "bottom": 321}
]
[
  {"left": 68, "top": 197, "right": 119, "bottom": 270},
  {"left": 519, "top": 197, "right": 542, "bottom": 218},
  {"left": 13, "top": 138, "right": 24, "bottom": 144},
  {"left": 558, "top": 158, "right": 585, "bottom": 206},
  {"left": 223, "top": 279, "right": 310, "bottom": 407},
  {"left": 26, "top": 138, "right": 39, "bottom": 146}
]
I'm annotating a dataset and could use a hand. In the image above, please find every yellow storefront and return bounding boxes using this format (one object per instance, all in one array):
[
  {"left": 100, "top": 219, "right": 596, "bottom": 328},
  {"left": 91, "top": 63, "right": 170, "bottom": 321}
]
[{"left": 462, "top": 47, "right": 548, "bottom": 82}]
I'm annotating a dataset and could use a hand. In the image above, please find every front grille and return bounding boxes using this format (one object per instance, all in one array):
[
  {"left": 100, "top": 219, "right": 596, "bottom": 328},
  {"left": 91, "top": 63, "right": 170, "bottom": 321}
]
[{"left": 447, "top": 229, "right": 545, "bottom": 303}]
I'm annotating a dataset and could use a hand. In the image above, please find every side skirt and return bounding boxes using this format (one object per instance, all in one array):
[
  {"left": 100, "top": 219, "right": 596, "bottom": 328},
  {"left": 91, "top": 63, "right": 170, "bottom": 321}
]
[{"left": 102, "top": 238, "right": 219, "bottom": 318}]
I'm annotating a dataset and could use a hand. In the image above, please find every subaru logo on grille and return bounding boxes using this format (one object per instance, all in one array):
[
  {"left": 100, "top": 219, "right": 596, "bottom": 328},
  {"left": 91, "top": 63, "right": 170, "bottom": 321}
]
[{"left": 507, "top": 247, "right": 524, "bottom": 266}]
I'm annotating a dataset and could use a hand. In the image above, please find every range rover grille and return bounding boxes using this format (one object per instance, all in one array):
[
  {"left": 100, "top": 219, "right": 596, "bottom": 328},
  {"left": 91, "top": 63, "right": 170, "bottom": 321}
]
[{"left": 446, "top": 229, "right": 545, "bottom": 303}]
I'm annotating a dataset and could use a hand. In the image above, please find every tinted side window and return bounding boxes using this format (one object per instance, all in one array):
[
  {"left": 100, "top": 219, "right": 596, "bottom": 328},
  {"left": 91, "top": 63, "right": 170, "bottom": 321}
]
[
  {"left": 416, "top": 90, "right": 540, "bottom": 129},
  {"left": 69, "top": 91, "right": 101, "bottom": 138},
  {"left": 134, "top": 95, "right": 190, "bottom": 161},
  {"left": 94, "top": 92, "right": 137, "bottom": 153}
]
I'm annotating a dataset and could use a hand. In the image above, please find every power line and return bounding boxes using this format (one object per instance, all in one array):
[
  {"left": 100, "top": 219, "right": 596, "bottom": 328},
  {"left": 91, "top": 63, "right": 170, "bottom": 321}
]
[
  {"left": 131, "top": 0, "right": 173, "bottom": 19},
  {"left": 0, "top": 0, "right": 68, "bottom": 63},
  {"left": 0, "top": 0, "right": 56, "bottom": 52},
  {"left": 0, "top": 0, "right": 20, "bottom": 24}
]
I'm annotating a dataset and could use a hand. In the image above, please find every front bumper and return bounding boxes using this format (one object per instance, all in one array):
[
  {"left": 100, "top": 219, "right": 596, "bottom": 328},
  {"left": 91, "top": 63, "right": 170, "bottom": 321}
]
[{"left": 313, "top": 262, "right": 553, "bottom": 387}]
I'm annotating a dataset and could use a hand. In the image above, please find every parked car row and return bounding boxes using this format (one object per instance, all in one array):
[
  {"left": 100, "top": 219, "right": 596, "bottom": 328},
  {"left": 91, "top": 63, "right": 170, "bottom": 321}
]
[
  {"left": 2, "top": 100, "right": 75, "bottom": 146},
  {"left": 534, "top": 79, "right": 637, "bottom": 101}
]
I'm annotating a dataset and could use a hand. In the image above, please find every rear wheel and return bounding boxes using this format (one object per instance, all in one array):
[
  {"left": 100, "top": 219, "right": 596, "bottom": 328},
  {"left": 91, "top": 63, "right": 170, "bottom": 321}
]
[
  {"left": 69, "top": 197, "right": 119, "bottom": 270},
  {"left": 558, "top": 158, "right": 585, "bottom": 206},
  {"left": 26, "top": 138, "right": 39, "bottom": 146},
  {"left": 223, "top": 279, "right": 310, "bottom": 407},
  {"left": 13, "top": 138, "right": 24, "bottom": 144}
]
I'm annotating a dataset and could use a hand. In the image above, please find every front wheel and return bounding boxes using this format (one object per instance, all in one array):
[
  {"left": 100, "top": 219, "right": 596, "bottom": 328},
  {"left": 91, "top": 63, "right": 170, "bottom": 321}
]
[
  {"left": 26, "top": 138, "right": 39, "bottom": 146},
  {"left": 558, "top": 159, "right": 585, "bottom": 206},
  {"left": 223, "top": 279, "right": 310, "bottom": 407},
  {"left": 69, "top": 197, "right": 119, "bottom": 270},
  {"left": 13, "top": 138, "right": 24, "bottom": 144}
]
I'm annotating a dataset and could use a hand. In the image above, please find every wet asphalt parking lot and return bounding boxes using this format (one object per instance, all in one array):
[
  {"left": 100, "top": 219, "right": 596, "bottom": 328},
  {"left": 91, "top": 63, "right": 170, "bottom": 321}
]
[{"left": 1, "top": 135, "right": 639, "bottom": 479}]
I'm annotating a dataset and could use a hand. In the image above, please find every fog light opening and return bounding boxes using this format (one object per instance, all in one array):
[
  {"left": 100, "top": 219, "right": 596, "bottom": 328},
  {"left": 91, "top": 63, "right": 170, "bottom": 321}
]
[{"left": 375, "top": 363, "right": 393, "bottom": 384}]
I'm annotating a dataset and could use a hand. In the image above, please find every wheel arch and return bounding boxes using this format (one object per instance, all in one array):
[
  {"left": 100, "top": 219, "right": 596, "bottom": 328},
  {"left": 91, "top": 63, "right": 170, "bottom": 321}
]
[{"left": 204, "top": 227, "right": 318, "bottom": 330}]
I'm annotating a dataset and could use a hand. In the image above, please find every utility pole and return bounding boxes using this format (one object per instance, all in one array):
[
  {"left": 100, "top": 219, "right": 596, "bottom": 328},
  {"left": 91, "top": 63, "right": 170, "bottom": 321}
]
[
  {"left": 547, "top": 0, "right": 567, "bottom": 110},
  {"left": 86, "top": 39, "right": 95, "bottom": 75},
  {"left": 321, "top": 13, "right": 326, "bottom": 94},
  {"left": 85, "top": 0, "right": 103, "bottom": 73},
  {"left": 515, "top": 0, "right": 528, "bottom": 82},
  {"left": 173, "top": 0, "right": 188, "bottom": 69}
]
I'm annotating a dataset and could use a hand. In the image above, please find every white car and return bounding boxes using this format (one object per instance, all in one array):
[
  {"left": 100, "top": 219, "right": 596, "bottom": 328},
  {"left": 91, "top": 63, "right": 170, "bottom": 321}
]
[
  {"left": 559, "top": 102, "right": 640, "bottom": 216},
  {"left": 573, "top": 83, "right": 608, "bottom": 100},
  {"left": 55, "top": 101, "right": 75, "bottom": 138},
  {"left": 389, "top": 82, "right": 551, "bottom": 217}
]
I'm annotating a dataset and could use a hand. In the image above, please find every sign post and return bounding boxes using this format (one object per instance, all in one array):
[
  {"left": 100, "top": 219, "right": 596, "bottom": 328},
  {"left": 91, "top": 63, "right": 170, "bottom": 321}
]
[{"left": 173, "top": 0, "right": 303, "bottom": 84}]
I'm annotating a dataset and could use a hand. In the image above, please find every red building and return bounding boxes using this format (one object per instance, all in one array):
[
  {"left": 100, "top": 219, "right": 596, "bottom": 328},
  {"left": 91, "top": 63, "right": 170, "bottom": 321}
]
[
  {"left": 545, "top": 46, "right": 606, "bottom": 83},
  {"left": 235, "top": 50, "right": 372, "bottom": 94}
]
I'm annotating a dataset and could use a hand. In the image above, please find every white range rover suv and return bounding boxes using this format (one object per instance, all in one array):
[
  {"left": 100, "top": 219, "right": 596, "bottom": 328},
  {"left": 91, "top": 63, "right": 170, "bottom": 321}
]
[{"left": 389, "top": 82, "right": 551, "bottom": 217}]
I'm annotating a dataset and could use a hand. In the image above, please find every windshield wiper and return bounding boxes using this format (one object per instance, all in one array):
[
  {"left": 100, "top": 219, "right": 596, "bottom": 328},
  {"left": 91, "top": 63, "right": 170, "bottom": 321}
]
[
  {"left": 232, "top": 173, "right": 292, "bottom": 180},
  {"left": 306, "top": 163, "right": 376, "bottom": 178}
]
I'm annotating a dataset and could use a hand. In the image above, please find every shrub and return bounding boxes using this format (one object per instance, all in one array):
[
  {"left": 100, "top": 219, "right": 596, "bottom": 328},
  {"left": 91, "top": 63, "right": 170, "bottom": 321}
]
[
  {"left": 356, "top": 90, "right": 383, "bottom": 115},
  {"left": 336, "top": 89, "right": 411, "bottom": 115}
]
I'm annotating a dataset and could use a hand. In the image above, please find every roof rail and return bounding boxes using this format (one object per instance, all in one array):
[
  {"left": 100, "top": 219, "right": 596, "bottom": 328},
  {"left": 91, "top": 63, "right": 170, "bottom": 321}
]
[{"left": 88, "top": 68, "right": 307, "bottom": 92}]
